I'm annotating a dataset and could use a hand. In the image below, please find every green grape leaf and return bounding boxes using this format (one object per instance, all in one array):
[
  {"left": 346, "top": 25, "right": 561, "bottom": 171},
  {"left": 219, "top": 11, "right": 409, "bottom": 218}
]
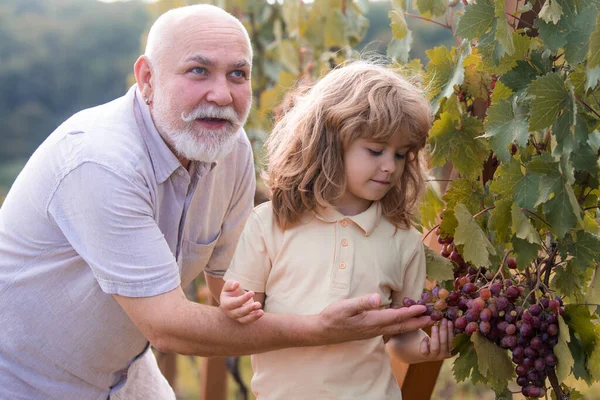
[
  {"left": 587, "top": 325, "right": 600, "bottom": 380},
  {"left": 512, "top": 237, "right": 540, "bottom": 270},
  {"left": 564, "top": 304, "right": 597, "bottom": 354},
  {"left": 464, "top": 53, "right": 493, "bottom": 99},
  {"left": 490, "top": 198, "right": 513, "bottom": 244},
  {"left": 428, "top": 113, "right": 488, "bottom": 180},
  {"left": 552, "top": 105, "right": 578, "bottom": 157},
  {"left": 454, "top": 203, "right": 496, "bottom": 267},
  {"left": 477, "top": 26, "right": 505, "bottom": 67},
  {"left": 425, "top": 245, "right": 455, "bottom": 283},
  {"left": 441, "top": 94, "right": 464, "bottom": 122},
  {"left": 527, "top": 73, "right": 571, "bottom": 132},
  {"left": 543, "top": 184, "right": 581, "bottom": 238},
  {"left": 278, "top": 40, "right": 300, "bottom": 75},
  {"left": 455, "top": 0, "right": 495, "bottom": 39},
  {"left": 499, "top": 60, "right": 539, "bottom": 93},
  {"left": 490, "top": 158, "right": 541, "bottom": 210},
  {"left": 471, "top": 332, "right": 514, "bottom": 392},
  {"left": 387, "top": 34, "right": 413, "bottom": 63},
  {"left": 511, "top": 203, "right": 542, "bottom": 244},
  {"left": 493, "top": 32, "right": 531, "bottom": 75},
  {"left": 539, "top": 0, "right": 563, "bottom": 24},
  {"left": 555, "top": 314, "right": 575, "bottom": 382},
  {"left": 587, "top": 66, "right": 600, "bottom": 90},
  {"left": 419, "top": 184, "right": 444, "bottom": 229},
  {"left": 440, "top": 179, "right": 485, "bottom": 236},
  {"left": 453, "top": 335, "right": 477, "bottom": 382},
  {"left": 569, "top": 332, "right": 593, "bottom": 383},
  {"left": 552, "top": 261, "right": 584, "bottom": 300},
  {"left": 415, "top": 0, "right": 448, "bottom": 18},
  {"left": 536, "top": 1, "right": 598, "bottom": 65},
  {"left": 566, "top": 230, "right": 600, "bottom": 270},
  {"left": 589, "top": 14, "right": 600, "bottom": 68},
  {"left": 481, "top": 98, "right": 529, "bottom": 163},
  {"left": 491, "top": 81, "right": 513, "bottom": 104},
  {"left": 494, "top": 0, "right": 514, "bottom": 56},
  {"left": 389, "top": 6, "right": 408, "bottom": 40},
  {"left": 425, "top": 45, "right": 468, "bottom": 111}
]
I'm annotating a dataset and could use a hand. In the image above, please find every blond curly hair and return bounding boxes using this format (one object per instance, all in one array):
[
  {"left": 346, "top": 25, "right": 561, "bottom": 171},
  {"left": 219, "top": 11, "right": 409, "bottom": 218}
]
[{"left": 265, "top": 61, "right": 432, "bottom": 230}]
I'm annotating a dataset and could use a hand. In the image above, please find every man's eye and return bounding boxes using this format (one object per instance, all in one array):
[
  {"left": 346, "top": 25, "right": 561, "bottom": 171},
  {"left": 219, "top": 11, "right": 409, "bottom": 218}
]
[
  {"left": 190, "top": 67, "right": 208, "bottom": 75},
  {"left": 230, "top": 70, "right": 247, "bottom": 79},
  {"left": 368, "top": 149, "right": 383, "bottom": 156}
]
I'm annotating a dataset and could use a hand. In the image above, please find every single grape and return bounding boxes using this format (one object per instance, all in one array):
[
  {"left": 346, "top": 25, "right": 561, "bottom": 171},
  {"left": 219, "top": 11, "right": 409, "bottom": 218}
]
[
  {"left": 529, "top": 304, "right": 542, "bottom": 316},
  {"left": 455, "top": 316, "right": 467, "bottom": 330},
  {"left": 480, "top": 308, "right": 492, "bottom": 322},
  {"left": 516, "top": 376, "right": 529, "bottom": 387},
  {"left": 465, "top": 321, "right": 478, "bottom": 336},
  {"left": 431, "top": 286, "right": 440, "bottom": 298},
  {"left": 534, "top": 357, "right": 545, "bottom": 371},
  {"left": 490, "top": 282, "right": 502, "bottom": 296},
  {"left": 479, "top": 287, "right": 491, "bottom": 300},
  {"left": 403, "top": 297, "right": 417, "bottom": 307},
  {"left": 421, "top": 291, "right": 433, "bottom": 303},
  {"left": 507, "top": 257, "right": 517, "bottom": 269},
  {"left": 462, "top": 282, "right": 477, "bottom": 294},
  {"left": 547, "top": 324, "right": 558, "bottom": 336},
  {"left": 430, "top": 310, "right": 443, "bottom": 321},
  {"left": 515, "top": 364, "right": 528, "bottom": 376},
  {"left": 479, "top": 321, "right": 491, "bottom": 335},
  {"left": 434, "top": 299, "right": 447, "bottom": 311},
  {"left": 544, "top": 353, "right": 557, "bottom": 366},
  {"left": 496, "top": 296, "right": 509, "bottom": 310},
  {"left": 438, "top": 288, "right": 449, "bottom": 300},
  {"left": 505, "top": 324, "right": 517, "bottom": 335}
]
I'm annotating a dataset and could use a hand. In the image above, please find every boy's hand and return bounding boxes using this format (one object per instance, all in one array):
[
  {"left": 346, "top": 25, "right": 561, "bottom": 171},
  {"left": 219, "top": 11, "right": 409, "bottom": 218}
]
[
  {"left": 419, "top": 319, "right": 454, "bottom": 361},
  {"left": 220, "top": 280, "right": 264, "bottom": 324}
]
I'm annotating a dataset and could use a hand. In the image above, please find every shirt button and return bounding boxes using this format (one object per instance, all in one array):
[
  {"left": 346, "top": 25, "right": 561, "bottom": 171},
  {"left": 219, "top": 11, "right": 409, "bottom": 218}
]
[
  {"left": 340, "top": 220, "right": 348, "bottom": 227},
  {"left": 177, "top": 170, "right": 185, "bottom": 176},
  {"left": 339, "top": 262, "right": 346, "bottom": 269},
  {"left": 341, "top": 239, "right": 348, "bottom": 247}
]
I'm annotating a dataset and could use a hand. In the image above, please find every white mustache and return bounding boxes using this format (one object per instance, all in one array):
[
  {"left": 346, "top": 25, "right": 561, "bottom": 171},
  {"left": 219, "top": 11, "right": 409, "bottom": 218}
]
[{"left": 181, "top": 104, "right": 238, "bottom": 124}]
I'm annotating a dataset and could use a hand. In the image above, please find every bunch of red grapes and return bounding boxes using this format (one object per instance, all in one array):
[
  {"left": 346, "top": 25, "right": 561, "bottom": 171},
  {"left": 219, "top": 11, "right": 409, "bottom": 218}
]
[{"left": 406, "top": 232, "right": 565, "bottom": 398}]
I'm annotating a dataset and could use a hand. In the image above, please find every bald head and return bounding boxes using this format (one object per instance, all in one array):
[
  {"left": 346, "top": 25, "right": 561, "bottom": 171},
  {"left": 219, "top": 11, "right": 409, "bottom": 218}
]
[{"left": 145, "top": 5, "right": 252, "bottom": 71}]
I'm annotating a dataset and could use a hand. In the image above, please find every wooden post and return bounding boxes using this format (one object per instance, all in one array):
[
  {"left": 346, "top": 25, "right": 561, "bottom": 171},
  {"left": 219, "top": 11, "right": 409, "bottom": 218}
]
[{"left": 199, "top": 294, "right": 228, "bottom": 400}]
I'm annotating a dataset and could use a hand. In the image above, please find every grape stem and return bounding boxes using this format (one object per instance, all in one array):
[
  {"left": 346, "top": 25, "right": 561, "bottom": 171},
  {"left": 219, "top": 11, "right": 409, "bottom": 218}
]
[
  {"left": 548, "top": 369, "right": 568, "bottom": 400},
  {"left": 423, "top": 223, "right": 440, "bottom": 242},
  {"left": 489, "top": 249, "right": 512, "bottom": 284}
]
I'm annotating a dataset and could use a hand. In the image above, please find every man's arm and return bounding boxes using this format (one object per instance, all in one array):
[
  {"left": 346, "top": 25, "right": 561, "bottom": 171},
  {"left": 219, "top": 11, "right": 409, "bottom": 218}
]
[{"left": 113, "top": 287, "right": 433, "bottom": 357}]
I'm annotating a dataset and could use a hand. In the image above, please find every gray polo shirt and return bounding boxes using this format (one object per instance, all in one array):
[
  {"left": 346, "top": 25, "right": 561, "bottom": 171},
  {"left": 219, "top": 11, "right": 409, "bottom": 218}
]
[{"left": 0, "top": 86, "right": 256, "bottom": 399}]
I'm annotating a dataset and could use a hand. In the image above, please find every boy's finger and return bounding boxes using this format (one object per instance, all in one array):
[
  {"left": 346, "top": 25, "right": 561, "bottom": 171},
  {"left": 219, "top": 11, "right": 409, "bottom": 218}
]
[
  {"left": 223, "top": 290, "right": 255, "bottom": 309},
  {"left": 438, "top": 319, "right": 448, "bottom": 351},
  {"left": 447, "top": 321, "right": 455, "bottom": 351},
  {"left": 429, "top": 325, "right": 440, "bottom": 355},
  {"left": 226, "top": 300, "right": 262, "bottom": 319},
  {"left": 419, "top": 336, "right": 430, "bottom": 355},
  {"left": 222, "top": 280, "right": 239, "bottom": 293},
  {"left": 237, "top": 309, "right": 265, "bottom": 324}
]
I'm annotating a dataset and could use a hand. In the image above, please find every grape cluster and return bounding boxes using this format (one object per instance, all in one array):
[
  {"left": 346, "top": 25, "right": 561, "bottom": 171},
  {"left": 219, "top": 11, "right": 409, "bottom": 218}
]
[{"left": 403, "top": 270, "right": 565, "bottom": 398}]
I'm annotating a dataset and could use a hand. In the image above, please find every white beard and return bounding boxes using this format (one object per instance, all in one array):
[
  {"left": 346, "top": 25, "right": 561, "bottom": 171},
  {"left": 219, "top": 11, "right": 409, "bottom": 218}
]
[{"left": 151, "top": 88, "right": 250, "bottom": 163}]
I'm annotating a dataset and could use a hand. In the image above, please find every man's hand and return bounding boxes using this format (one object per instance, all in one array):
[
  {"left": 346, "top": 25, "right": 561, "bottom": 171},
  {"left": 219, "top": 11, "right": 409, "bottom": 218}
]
[
  {"left": 318, "top": 293, "right": 434, "bottom": 341},
  {"left": 220, "top": 280, "right": 264, "bottom": 324}
]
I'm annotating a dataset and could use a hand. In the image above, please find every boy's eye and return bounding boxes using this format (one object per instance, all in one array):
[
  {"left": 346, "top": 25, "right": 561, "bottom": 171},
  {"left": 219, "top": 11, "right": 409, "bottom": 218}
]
[
  {"left": 367, "top": 149, "right": 383, "bottom": 156},
  {"left": 395, "top": 153, "right": 405, "bottom": 160}
]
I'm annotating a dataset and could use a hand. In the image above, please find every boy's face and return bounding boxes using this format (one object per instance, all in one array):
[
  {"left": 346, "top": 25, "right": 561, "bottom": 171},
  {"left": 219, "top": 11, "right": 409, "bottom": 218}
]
[{"left": 334, "top": 130, "right": 410, "bottom": 215}]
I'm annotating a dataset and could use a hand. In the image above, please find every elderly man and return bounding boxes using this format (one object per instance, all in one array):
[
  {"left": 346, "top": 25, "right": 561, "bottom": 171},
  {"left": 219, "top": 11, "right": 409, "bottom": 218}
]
[{"left": 0, "top": 5, "right": 432, "bottom": 399}]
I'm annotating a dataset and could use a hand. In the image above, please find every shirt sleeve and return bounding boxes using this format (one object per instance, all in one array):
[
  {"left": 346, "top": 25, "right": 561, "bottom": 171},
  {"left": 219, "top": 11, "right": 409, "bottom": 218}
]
[
  {"left": 47, "top": 162, "right": 181, "bottom": 297},
  {"left": 391, "top": 233, "right": 427, "bottom": 307},
  {"left": 203, "top": 142, "right": 256, "bottom": 278},
  {"left": 223, "top": 209, "right": 271, "bottom": 293}
]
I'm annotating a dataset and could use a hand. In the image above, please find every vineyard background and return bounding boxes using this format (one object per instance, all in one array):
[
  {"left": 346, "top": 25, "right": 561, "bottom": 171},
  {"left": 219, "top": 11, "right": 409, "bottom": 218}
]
[{"left": 1, "top": 0, "right": 599, "bottom": 399}]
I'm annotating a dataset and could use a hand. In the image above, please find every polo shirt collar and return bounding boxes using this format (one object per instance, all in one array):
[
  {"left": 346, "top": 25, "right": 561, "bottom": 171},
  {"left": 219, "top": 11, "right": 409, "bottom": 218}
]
[
  {"left": 315, "top": 202, "right": 382, "bottom": 236},
  {"left": 133, "top": 87, "right": 182, "bottom": 184}
]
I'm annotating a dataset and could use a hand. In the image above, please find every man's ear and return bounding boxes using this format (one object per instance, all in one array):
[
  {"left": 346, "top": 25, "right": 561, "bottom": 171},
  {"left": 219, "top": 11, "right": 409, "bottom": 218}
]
[{"left": 134, "top": 55, "right": 153, "bottom": 103}]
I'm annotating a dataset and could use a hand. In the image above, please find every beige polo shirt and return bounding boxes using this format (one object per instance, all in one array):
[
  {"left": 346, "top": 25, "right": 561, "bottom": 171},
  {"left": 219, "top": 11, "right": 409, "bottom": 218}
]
[{"left": 224, "top": 201, "right": 426, "bottom": 399}]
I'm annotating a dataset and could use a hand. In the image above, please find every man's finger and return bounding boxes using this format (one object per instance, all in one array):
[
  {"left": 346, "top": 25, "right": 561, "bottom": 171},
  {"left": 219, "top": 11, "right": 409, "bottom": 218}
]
[
  {"left": 353, "top": 293, "right": 382, "bottom": 314},
  {"left": 378, "top": 315, "right": 434, "bottom": 336}
]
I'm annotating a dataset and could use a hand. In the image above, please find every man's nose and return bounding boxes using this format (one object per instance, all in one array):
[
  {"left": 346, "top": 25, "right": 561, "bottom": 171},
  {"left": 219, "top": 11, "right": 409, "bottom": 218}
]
[{"left": 205, "top": 77, "right": 233, "bottom": 106}]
